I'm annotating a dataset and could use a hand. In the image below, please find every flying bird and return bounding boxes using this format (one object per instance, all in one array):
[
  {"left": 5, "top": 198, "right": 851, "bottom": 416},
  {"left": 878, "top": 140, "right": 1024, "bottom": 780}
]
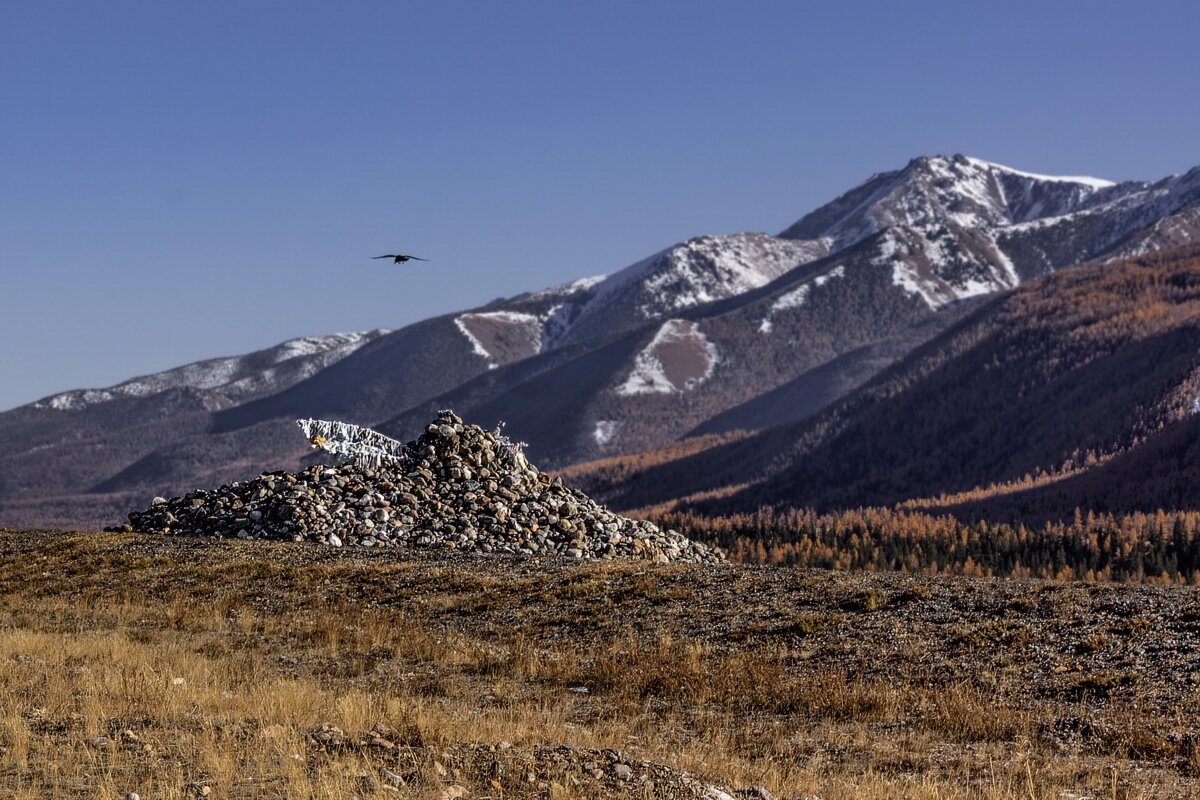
[{"left": 372, "top": 254, "right": 429, "bottom": 264}]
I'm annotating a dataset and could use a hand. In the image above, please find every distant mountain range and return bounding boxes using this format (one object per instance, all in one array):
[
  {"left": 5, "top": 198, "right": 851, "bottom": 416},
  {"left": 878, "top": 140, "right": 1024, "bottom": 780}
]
[
  {"left": 570, "top": 244, "right": 1200, "bottom": 523},
  {"left": 4, "top": 154, "right": 1199, "bottom": 529}
]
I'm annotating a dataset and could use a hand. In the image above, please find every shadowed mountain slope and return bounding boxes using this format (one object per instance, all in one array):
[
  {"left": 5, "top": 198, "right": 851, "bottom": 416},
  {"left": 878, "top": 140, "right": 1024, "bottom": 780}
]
[{"left": 579, "top": 246, "right": 1200, "bottom": 521}]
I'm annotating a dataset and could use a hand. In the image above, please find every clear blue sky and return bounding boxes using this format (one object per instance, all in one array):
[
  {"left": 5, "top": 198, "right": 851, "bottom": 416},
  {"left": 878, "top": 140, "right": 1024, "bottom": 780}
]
[{"left": 3, "top": 0, "right": 1198, "bottom": 411}]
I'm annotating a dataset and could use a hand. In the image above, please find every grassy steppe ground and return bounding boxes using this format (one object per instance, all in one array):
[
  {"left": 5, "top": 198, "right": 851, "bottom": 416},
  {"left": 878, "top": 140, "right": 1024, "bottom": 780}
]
[{"left": 1, "top": 530, "right": 1199, "bottom": 798}]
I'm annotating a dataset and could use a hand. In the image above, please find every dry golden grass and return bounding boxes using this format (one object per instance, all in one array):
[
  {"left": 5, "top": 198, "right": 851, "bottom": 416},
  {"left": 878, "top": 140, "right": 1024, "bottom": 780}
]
[{"left": 0, "top": 530, "right": 1197, "bottom": 798}]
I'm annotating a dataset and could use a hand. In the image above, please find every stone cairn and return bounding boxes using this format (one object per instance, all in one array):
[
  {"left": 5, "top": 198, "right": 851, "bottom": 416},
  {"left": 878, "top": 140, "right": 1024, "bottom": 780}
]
[{"left": 123, "top": 411, "right": 724, "bottom": 565}]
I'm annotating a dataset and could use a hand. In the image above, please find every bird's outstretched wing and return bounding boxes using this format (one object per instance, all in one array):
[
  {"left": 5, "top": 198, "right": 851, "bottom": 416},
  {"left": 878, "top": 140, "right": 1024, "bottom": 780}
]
[
  {"left": 405, "top": 256, "right": 429, "bottom": 261},
  {"left": 372, "top": 255, "right": 397, "bottom": 259}
]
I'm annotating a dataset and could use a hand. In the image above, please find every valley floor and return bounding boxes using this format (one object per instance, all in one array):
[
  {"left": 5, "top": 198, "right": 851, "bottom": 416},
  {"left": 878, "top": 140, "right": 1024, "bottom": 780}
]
[{"left": 0, "top": 530, "right": 1198, "bottom": 798}]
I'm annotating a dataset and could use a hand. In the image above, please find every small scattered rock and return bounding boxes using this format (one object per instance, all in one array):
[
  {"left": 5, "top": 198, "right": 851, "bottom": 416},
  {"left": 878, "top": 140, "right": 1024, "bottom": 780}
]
[
  {"left": 307, "top": 723, "right": 348, "bottom": 748},
  {"left": 737, "top": 787, "right": 776, "bottom": 800}
]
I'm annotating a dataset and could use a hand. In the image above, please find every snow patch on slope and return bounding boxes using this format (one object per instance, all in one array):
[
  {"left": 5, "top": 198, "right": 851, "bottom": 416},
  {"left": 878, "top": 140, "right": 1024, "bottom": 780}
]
[
  {"left": 453, "top": 311, "right": 544, "bottom": 369},
  {"left": 636, "top": 235, "right": 824, "bottom": 315},
  {"left": 873, "top": 227, "right": 1018, "bottom": 309},
  {"left": 540, "top": 303, "right": 577, "bottom": 351},
  {"left": 1105, "top": 207, "right": 1200, "bottom": 259},
  {"left": 964, "top": 157, "right": 1115, "bottom": 190},
  {"left": 462, "top": 311, "right": 542, "bottom": 328},
  {"left": 587, "top": 233, "right": 831, "bottom": 323},
  {"left": 593, "top": 420, "right": 619, "bottom": 446},
  {"left": 617, "top": 319, "right": 719, "bottom": 396},
  {"left": 771, "top": 284, "right": 810, "bottom": 314},
  {"left": 759, "top": 266, "right": 847, "bottom": 333},
  {"left": 529, "top": 274, "right": 607, "bottom": 300},
  {"left": 453, "top": 317, "right": 494, "bottom": 362}
]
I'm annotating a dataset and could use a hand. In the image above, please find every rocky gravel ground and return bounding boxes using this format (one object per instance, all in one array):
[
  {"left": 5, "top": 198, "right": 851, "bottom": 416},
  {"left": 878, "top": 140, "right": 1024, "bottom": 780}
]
[
  {"left": 303, "top": 727, "right": 771, "bottom": 800},
  {"left": 7, "top": 529, "right": 1200, "bottom": 716},
  {"left": 3, "top": 530, "right": 1200, "bottom": 797},
  {"left": 120, "top": 411, "right": 722, "bottom": 564}
]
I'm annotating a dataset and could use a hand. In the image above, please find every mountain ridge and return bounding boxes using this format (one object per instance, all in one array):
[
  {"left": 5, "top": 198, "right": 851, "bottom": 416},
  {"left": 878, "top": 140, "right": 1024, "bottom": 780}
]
[
  {"left": 5, "top": 154, "right": 1200, "bottom": 529},
  {"left": 569, "top": 245, "right": 1200, "bottom": 523}
]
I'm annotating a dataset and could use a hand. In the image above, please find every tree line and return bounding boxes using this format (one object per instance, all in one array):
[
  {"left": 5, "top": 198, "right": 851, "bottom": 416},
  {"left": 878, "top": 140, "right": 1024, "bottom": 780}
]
[{"left": 654, "top": 506, "right": 1200, "bottom": 583}]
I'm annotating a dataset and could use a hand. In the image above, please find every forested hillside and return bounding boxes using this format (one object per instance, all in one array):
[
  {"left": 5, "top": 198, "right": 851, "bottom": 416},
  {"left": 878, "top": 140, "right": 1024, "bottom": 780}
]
[{"left": 578, "top": 245, "right": 1200, "bottom": 523}]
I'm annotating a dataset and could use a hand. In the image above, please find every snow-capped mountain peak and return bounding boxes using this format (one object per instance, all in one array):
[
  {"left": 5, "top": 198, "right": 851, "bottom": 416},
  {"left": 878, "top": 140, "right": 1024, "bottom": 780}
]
[
  {"left": 555, "top": 232, "right": 833, "bottom": 345},
  {"left": 772, "top": 153, "right": 1200, "bottom": 310},
  {"left": 781, "top": 153, "right": 1123, "bottom": 249},
  {"left": 32, "top": 330, "right": 390, "bottom": 412}
]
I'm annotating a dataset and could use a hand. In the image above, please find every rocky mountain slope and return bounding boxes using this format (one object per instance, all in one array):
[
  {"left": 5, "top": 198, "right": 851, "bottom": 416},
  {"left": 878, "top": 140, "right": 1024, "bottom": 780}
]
[
  {"left": 374, "top": 234, "right": 972, "bottom": 466},
  {"left": 5, "top": 154, "right": 1199, "bottom": 529},
  {"left": 576, "top": 245, "right": 1200, "bottom": 522}
]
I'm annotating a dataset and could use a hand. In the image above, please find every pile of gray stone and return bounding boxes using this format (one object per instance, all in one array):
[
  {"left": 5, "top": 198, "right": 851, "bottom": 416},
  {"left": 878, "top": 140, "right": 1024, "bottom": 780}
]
[{"left": 122, "top": 411, "right": 723, "bottom": 564}]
